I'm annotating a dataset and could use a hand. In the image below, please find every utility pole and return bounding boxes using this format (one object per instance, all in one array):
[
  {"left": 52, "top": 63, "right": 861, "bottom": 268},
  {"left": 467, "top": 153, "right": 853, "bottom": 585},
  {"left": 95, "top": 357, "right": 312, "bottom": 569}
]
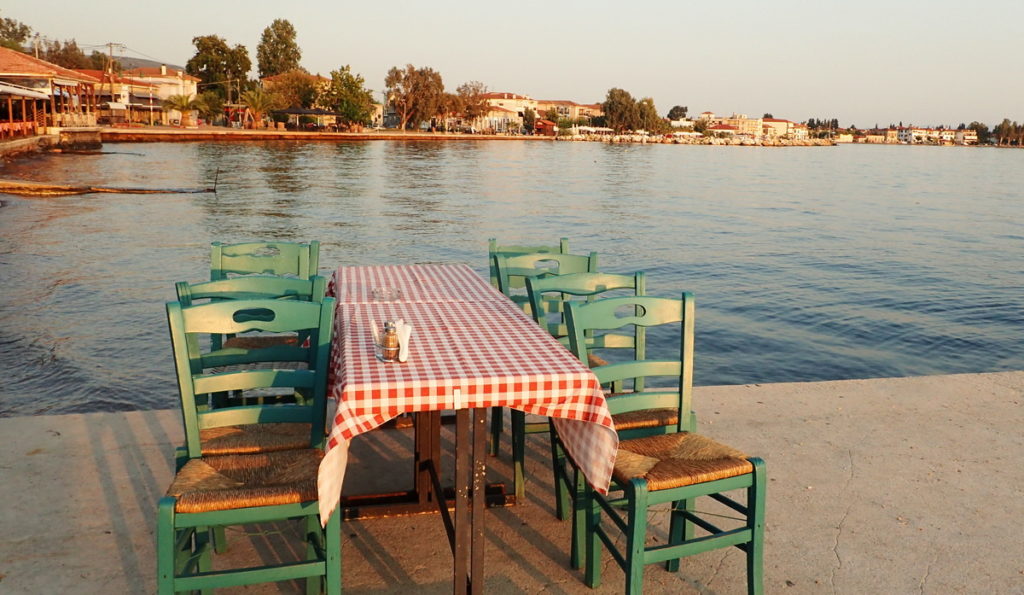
[{"left": 104, "top": 42, "right": 125, "bottom": 122}]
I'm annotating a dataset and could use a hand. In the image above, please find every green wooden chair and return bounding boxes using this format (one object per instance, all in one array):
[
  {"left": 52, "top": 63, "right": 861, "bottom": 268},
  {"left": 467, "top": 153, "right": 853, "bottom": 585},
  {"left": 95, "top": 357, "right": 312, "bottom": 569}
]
[
  {"left": 159, "top": 297, "right": 341, "bottom": 594},
  {"left": 518, "top": 272, "right": 646, "bottom": 514},
  {"left": 170, "top": 275, "right": 330, "bottom": 468},
  {"left": 564, "top": 294, "right": 765, "bottom": 594},
  {"left": 489, "top": 250, "right": 599, "bottom": 463},
  {"left": 210, "top": 240, "right": 320, "bottom": 281}
]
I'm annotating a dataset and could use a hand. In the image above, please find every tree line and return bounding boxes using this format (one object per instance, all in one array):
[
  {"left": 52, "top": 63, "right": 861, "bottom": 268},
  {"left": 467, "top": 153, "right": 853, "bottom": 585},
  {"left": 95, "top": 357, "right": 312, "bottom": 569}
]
[{"left": 4, "top": 10, "right": 1024, "bottom": 141}]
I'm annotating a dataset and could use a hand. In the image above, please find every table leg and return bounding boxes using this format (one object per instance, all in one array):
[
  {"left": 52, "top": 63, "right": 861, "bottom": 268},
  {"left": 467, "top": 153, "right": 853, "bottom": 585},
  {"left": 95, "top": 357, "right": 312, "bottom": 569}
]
[
  {"left": 454, "top": 409, "right": 470, "bottom": 594},
  {"left": 415, "top": 411, "right": 442, "bottom": 506},
  {"left": 471, "top": 408, "right": 487, "bottom": 591},
  {"left": 454, "top": 408, "right": 489, "bottom": 594}
]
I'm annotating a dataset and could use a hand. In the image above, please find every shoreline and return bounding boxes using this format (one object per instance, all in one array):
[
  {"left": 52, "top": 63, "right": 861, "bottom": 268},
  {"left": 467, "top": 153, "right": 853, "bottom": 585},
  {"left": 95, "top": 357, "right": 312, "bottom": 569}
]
[{"left": 97, "top": 126, "right": 837, "bottom": 147}]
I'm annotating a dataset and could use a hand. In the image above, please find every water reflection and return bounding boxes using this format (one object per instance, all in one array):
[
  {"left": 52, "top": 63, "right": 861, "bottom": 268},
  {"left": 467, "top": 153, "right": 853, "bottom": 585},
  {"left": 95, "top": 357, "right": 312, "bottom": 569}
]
[{"left": 0, "top": 141, "right": 1022, "bottom": 416}]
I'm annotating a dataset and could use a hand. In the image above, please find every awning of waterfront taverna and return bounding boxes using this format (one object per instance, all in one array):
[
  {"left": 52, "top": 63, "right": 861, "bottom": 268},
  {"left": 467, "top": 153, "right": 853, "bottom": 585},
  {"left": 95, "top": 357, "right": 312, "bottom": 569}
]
[{"left": 0, "top": 81, "right": 49, "bottom": 100}]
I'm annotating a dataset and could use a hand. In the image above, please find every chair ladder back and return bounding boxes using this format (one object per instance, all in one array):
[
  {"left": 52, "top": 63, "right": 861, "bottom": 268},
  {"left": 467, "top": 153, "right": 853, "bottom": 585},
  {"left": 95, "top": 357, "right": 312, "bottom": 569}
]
[
  {"left": 565, "top": 293, "right": 695, "bottom": 424},
  {"left": 166, "top": 297, "right": 335, "bottom": 458},
  {"left": 493, "top": 250, "right": 598, "bottom": 300},
  {"left": 488, "top": 237, "right": 569, "bottom": 289},
  {"left": 210, "top": 240, "right": 320, "bottom": 281}
]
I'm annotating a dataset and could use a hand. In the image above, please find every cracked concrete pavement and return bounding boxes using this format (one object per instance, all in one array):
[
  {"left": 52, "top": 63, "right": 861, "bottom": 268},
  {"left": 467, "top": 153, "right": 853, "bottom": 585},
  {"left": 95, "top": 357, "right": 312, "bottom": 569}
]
[{"left": 0, "top": 371, "right": 1021, "bottom": 593}]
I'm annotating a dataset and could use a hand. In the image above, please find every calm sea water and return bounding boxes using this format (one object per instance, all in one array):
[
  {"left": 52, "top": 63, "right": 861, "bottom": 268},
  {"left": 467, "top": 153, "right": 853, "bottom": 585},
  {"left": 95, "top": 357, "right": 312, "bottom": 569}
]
[{"left": 0, "top": 140, "right": 1021, "bottom": 416}]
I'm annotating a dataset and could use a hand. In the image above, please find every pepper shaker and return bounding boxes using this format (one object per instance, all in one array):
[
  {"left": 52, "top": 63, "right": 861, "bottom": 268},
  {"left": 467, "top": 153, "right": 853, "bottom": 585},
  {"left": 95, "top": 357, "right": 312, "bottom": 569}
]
[{"left": 381, "top": 320, "right": 400, "bottom": 362}]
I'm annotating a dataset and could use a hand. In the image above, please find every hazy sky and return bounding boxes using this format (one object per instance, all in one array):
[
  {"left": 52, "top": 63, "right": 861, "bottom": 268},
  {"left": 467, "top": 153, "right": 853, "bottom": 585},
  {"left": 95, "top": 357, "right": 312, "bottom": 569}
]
[{"left": 8, "top": 0, "right": 1022, "bottom": 127}]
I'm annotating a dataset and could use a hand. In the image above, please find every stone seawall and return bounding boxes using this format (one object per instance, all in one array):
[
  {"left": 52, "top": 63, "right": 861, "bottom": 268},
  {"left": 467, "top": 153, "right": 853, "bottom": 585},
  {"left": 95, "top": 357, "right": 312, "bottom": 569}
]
[
  {"left": 0, "top": 134, "right": 58, "bottom": 159},
  {"left": 556, "top": 133, "right": 836, "bottom": 146},
  {"left": 100, "top": 128, "right": 550, "bottom": 143}
]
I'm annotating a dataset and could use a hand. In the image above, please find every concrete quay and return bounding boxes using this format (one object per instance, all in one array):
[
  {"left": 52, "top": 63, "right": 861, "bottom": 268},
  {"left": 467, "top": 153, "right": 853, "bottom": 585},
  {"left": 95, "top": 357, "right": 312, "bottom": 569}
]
[{"left": 0, "top": 371, "right": 1021, "bottom": 594}]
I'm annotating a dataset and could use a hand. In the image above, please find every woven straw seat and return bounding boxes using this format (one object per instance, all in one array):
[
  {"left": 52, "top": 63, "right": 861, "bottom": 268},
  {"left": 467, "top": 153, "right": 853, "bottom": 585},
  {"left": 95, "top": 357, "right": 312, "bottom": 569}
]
[
  {"left": 168, "top": 449, "right": 323, "bottom": 514},
  {"left": 613, "top": 432, "right": 752, "bottom": 491},
  {"left": 198, "top": 422, "right": 311, "bottom": 456},
  {"left": 611, "top": 407, "right": 679, "bottom": 431},
  {"left": 222, "top": 334, "right": 298, "bottom": 350}
]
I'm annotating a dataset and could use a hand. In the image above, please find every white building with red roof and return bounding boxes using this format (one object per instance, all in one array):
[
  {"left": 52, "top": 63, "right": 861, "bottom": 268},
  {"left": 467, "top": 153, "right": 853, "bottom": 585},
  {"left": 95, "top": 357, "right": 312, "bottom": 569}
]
[{"left": 0, "top": 46, "right": 100, "bottom": 131}]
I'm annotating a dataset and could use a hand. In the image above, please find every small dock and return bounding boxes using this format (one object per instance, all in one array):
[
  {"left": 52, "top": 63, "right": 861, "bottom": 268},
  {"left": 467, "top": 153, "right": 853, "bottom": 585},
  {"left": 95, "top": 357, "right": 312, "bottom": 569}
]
[{"left": 1, "top": 372, "right": 1021, "bottom": 593}]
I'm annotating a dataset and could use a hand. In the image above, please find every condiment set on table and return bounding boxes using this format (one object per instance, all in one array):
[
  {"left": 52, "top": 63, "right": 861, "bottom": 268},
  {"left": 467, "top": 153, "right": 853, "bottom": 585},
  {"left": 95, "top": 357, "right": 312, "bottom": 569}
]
[{"left": 371, "top": 318, "right": 412, "bottom": 362}]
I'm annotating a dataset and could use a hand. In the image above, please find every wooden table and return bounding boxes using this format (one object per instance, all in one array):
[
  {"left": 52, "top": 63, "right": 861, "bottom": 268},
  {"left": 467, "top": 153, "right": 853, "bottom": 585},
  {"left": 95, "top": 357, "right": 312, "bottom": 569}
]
[{"left": 316, "top": 264, "right": 617, "bottom": 593}]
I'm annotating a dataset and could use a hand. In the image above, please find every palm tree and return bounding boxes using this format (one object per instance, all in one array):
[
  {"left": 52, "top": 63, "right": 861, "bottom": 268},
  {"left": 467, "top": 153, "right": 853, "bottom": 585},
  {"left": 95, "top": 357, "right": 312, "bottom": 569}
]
[
  {"left": 240, "top": 88, "right": 278, "bottom": 128},
  {"left": 162, "top": 94, "right": 198, "bottom": 127}
]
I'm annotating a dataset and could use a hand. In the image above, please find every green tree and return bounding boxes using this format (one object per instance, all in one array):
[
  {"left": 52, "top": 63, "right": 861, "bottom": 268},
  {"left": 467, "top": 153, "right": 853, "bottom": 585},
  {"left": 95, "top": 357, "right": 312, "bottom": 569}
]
[
  {"left": 88, "top": 50, "right": 120, "bottom": 72},
  {"left": 967, "top": 121, "right": 990, "bottom": 144},
  {"left": 163, "top": 94, "right": 198, "bottom": 126},
  {"left": 456, "top": 81, "right": 489, "bottom": 125},
  {"left": 316, "top": 65, "right": 375, "bottom": 127},
  {"left": 186, "top": 35, "right": 251, "bottom": 101},
  {"left": 196, "top": 90, "right": 224, "bottom": 125},
  {"left": 270, "top": 69, "right": 319, "bottom": 108},
  {"left": 240, "top": 87, "right": 278, "bottom": 127},
  {"left": 523, "top": 107, "right": 537, "bottom": 132},
  {"left": 256, "top": 19, "right": 301, "bottom": 79},
  {"left": 385, "top": 64, "right": 444, "bottom": 130},
  {"left": 637, "top": 97, "right": 666, "bottom": 133},
  {"left": 0, "top": 12, "right": 31, "bottom": 51},
  {"left": 993, "top": 118, "right": 1012, "bottom": 145},
  {"left": 667, "top": 105, "right": 688, "bottom": 120},
  {"left": 41, "top": 39, "right": 90, "bottom": 69},
  {"left": 602, "top": 88, "right": 639, "bottom": 133},
  {"left": 543, "top": 107, "right": 560, "bottom": 122}
]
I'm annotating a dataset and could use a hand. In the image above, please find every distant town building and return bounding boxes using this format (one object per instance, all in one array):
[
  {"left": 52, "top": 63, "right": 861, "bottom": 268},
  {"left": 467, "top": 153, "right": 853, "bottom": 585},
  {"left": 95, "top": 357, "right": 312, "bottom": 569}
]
[
  {"left": 122, "top": 65, "right": 199, "bottom": 102},
  {"left": 0, "top": 46, "right": 99, "bottom": 131},
  {"left": 75, "top": 69, "right": 162, "bottom": 125}
]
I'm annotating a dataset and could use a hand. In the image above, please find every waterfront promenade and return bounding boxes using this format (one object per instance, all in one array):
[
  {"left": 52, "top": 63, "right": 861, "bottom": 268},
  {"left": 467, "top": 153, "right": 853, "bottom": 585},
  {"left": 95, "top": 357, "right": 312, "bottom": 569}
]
[{"left": 1, "top": 371, "right": 1020, "bottom": 593}]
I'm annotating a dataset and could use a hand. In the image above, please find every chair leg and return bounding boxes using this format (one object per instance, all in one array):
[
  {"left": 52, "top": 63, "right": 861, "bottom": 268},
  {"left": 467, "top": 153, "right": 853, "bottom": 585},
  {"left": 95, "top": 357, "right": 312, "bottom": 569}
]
[
  {"left": 583, "top": 482, "right": 602, "bottom": 588},
  {"left": 625, "top": 484, "right": 648, "bottom": 595},
  {"left": 747, "top": 458, "right": 766, "bottom": 595},
  {"left": 665, "top": 497, "right": 693, "bottom": 572},
  {"left": 324, "top": 508, "right": 343, "bottom": 595},
  {"left": 510, "top": 409, "right": 526, "bottom": 501},
  {"left": 213, "top": 525, "right": 228, "bottom": 554},
  {"left": 305, "top": 515, "right": 320, "bottom": 595},
  {"left": 570, "top": 468, "right": 586, "bottom": 569},
  {"left": 549, "top": 424, "right": 571, "bottom": 521},
  {"left": 488, "top": 406, "right": 503, "bottom": 456},
  {"left": 156, "top": 498, "right": 177, "bottom": 595}
]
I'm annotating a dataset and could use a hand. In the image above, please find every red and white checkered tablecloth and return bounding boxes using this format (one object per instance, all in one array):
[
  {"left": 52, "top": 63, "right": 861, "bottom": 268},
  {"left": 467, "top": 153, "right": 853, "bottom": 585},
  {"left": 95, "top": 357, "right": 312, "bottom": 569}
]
[
  {"left": 326, "top": 263, "right": 505, "bottom": 304},
  {"left": 317, "top": 264, "right": 618, "bottom": 523}
]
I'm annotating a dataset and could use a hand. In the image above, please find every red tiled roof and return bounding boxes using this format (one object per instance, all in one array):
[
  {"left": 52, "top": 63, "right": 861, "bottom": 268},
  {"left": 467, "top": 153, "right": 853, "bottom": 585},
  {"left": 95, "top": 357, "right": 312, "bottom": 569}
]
[
  {"left": 481, "top": 92, "right": 531, "bottom": 100},
  {"left": 537, "top": 99, "right": 576, "bottom": 106},
  {"left": 0, "top": 47, "right": 100, "bottom": 83},
  {"left": 123, "top": 66, "right": 200, "bottom": 82},
  {"left": 763, "top": 118, "right": 791, "bottom": 123},
  {"left": 73, "top": 69, "right": 157, "bottom": 89}
]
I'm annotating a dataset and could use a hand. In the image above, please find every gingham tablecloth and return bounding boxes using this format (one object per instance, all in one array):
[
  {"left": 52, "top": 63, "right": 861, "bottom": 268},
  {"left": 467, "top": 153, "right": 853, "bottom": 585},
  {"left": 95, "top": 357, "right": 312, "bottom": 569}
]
[{"left": 317, "top": 264, "right": 618, "bottom": 523}]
